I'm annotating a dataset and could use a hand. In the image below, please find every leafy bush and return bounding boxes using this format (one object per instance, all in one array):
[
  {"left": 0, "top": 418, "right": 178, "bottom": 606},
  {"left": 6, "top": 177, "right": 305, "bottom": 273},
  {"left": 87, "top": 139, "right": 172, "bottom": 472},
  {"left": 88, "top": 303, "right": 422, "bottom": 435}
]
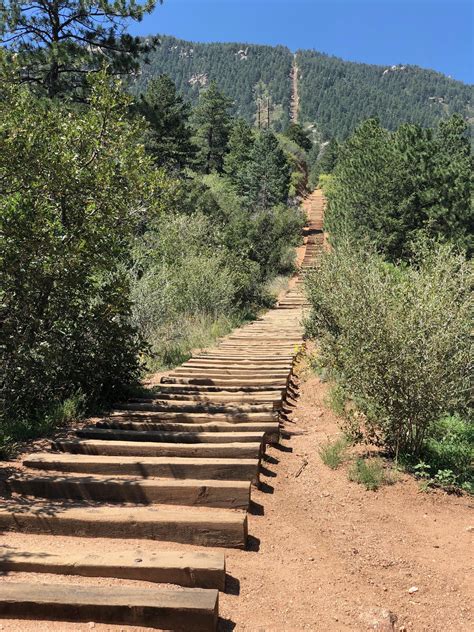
[
  {"left": 1, "top": 74, "right": 163, "bottom": 427},
  {"left": 417, "top": 416, "right": 473, "bottom": 490},
  {"left": 305, "top": 241, "right": 472, "bottom": 459}
]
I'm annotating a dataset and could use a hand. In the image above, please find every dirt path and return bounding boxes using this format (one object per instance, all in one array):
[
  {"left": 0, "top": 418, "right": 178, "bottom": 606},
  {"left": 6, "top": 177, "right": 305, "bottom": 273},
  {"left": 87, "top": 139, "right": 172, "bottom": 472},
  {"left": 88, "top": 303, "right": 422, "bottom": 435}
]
[{"left": 219, "top": 370, "right": 473, "bottom": 631}]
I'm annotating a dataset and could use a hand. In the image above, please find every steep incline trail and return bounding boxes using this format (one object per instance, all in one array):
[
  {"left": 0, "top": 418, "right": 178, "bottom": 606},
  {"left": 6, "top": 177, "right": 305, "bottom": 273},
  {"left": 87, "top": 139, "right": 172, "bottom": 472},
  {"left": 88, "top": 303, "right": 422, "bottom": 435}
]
[
  {"left": 0, "top": 192, "right": 325, "bottom": 631},
  {"left": 290, "top": 53, "right": 300, "bottom": 123}
]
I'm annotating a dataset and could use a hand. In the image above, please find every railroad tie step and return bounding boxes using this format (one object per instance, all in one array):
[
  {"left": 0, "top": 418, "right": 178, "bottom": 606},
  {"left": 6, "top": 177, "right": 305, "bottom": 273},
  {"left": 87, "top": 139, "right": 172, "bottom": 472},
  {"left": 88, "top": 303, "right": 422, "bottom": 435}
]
[
  {"left": 78, "top": 427, "right": 267, "bottom": 443},
  {"left": 94, "top": 421, "right": 280, "bottom": 443},
  {"left": 0, "top": 501, "right": 248, "bottom": 547},
  {"left": 23, "top": 453, "right": 260, "bottom": 481},
  {"left": 0, "top": 582, "right": 218, "bottom": 631},
  {"left": 0, "top": 546, "right": 225, "bottom": 589},
  {"left": 52, "top": 438, "right": 264, "bottom": 460},
  {"left": 8, "top": 474, "right": 251, "bottom": 509}
]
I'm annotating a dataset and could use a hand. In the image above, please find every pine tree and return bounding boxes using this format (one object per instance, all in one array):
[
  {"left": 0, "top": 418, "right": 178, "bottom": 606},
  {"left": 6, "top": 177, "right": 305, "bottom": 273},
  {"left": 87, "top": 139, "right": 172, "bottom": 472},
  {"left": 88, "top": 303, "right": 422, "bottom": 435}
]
[
  {"left": 0, "top": 1, "right": 160, "bottom": 97},
  {"left": 326, "top": 119, "right": 398, "bottom": 253},
  {"left": 138, "top": 75, "right": 195, "bottom": 169},
  {"left": 192, "top": 81, "right": 233, "bottom": 174},
  {"left": 224, "top": 118, "right": 255, "bottom": 194},
  {"left": 243, "top": 130, "right": 291, "bottom": 210}
]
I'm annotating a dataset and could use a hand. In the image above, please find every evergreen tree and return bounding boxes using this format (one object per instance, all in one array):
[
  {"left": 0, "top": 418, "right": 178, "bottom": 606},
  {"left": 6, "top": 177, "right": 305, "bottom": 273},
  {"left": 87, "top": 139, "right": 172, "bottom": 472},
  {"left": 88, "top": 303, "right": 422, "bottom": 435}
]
[
  {"left": 224, "top": 118, "right": 255, "bottom": 194},
  {"left": 192, "top": 81, "right": 233, "bottom": 174},
  {"left": 326, "top": 119, "right": 398, "bottom": 254},
  {"left": 138, "top": 75, "right": 195, "bottom": 169},
  {"left": 284, "top": 123, "right": 312, "bottom": 152},
  {"left": 0, "top": 1, "right": 160, "bottom": 97},
  {"left": 327, "top": 116, "right": 473, "bottom": 260},
  {"left": 431, "top": 115, "right": 473, "bottom": 254},
  {"left": 243, "top": 130, "right": 291, "bottom": 210}
]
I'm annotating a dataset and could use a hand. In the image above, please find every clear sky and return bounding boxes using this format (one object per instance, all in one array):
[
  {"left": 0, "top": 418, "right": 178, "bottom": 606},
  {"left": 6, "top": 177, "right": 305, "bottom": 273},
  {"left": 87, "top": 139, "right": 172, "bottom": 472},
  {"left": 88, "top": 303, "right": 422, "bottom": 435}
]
[{"left": 129, "top": 0, "right": 474, "bottom": 83}]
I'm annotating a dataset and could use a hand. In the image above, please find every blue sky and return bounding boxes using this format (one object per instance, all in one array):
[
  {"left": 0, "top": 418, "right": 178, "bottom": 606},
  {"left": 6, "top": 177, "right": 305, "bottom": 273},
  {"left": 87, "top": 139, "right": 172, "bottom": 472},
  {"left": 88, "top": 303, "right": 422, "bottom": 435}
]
[{"left": 130, "top": 0, "right": 473, "bottom": 83}]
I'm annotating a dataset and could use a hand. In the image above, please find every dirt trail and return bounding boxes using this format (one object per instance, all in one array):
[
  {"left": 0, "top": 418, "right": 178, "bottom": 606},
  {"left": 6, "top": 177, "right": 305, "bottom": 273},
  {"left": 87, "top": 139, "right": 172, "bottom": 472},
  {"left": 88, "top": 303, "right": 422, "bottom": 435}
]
[
  {"left": 218, "top": 367, "right": 473, "bottom": 631},
  {"left": 290, "top": 53, "right": 300, "bottom": 123}
]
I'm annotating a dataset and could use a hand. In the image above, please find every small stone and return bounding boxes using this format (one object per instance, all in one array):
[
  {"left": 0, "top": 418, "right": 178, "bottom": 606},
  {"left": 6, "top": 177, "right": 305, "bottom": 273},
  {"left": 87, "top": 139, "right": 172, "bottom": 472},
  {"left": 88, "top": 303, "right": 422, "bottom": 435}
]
[
  {"left": 88, "top": 624, "right": 95, "bottom": 629},
  {"left": 466, "top": 526, "right": 474, "bottom": 532},
  {"left": 308, "top": 556, "right": 315, "bottom": 561},
  {"left": 408, "top": 586, "right": 418, "bottom": 594},
  {"left": 134, "top": 558, "right": 142, "bottom": 563}
]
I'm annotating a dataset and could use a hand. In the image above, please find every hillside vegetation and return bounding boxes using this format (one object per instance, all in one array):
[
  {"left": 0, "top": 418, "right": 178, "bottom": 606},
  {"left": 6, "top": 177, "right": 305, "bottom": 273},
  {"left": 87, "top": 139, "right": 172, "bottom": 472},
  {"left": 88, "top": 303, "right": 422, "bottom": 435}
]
[{"left": 135, "top": 35, "right": 473, "bottom": 139}]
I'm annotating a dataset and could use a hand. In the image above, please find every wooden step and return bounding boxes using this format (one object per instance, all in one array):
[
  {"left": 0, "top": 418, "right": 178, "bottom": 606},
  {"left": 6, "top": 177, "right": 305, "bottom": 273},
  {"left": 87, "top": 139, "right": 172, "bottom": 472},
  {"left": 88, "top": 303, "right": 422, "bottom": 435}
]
[
  {"left": 156, "top": 382, "right": 285, "bottom": 392},
  {"left": 135, "top": 391, "right": 283, "bottom": 403},
  {"left": 0, "top": 582, "right": 218, "bottom": 631},
  {"left": 79, "top": 427, "right": 266, "bottom": 443},
  {"left": 0, "top": 546, "right": 225, "bottom": 589},
  {"left": 0, "top": 501, "right": 248, "bottom": 547},
  {"left": 53, "top": 439, "right": 263, "bottom": 460},
  {"left": 116, "top": 401, "right": 277, "bottom": 413},
  {"left": 24, "top": 453, "right": 260, "bottom": 481},
  {"left": 160, "top": 378, "right": 287, "bottom": 388},
  {"left": 106, "top": 410, "right": 279, "bottom": 422},
  {"left": 9, "top": 474, "right": 251, "bottom": 509},
  {"left": 95, "top": 420, "right": 280, "bottom": 442}
]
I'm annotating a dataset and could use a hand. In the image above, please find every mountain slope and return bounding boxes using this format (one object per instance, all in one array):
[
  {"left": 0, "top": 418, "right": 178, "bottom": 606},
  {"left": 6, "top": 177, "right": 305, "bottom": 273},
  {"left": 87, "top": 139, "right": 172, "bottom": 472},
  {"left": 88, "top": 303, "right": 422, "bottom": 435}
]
[{"left": 135, "top": 35, "right": 473, "bottom": 139}]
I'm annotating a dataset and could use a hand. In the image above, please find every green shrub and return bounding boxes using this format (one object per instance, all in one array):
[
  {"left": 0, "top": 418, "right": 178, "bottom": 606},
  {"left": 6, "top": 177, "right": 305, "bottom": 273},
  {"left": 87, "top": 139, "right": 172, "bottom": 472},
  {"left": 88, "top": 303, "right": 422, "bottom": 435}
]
[
  {"left": 348, "top": 458, "right": 389, "bottom": 491},
  {"left": 305, "top": 241, "right": 472, "bottom": 459},
  {"left": 319, "top": 436, "right": 349, "bottom": 469},
  {"left": 1, "top": 74, "right": 161, "bottom": 426},
  {"left": 326, "top": 384, "right": 347, "bottom": 417},
  {"left": 0, "top": 392, "right": 85, "bottom": 458}
]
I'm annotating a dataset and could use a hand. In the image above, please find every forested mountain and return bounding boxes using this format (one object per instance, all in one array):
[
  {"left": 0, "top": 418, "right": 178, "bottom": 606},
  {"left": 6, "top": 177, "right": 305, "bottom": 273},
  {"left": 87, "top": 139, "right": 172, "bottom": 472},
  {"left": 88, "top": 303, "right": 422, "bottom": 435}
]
[
  {"left": 135, "top": 35, "right": 473, "bottom": 139},
  {"left": 134, "top": 35, "right": 293, "bottom": 130},
  {"left": 297, "top": 50, "right": 473, "bottom": 139}
]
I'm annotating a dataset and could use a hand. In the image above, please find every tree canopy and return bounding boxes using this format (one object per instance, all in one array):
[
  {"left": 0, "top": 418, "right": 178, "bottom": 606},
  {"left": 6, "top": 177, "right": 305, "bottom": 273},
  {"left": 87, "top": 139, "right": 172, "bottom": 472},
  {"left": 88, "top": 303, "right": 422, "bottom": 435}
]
[{"left": 0, "top": 0, "right": 159, "bottom": 96}]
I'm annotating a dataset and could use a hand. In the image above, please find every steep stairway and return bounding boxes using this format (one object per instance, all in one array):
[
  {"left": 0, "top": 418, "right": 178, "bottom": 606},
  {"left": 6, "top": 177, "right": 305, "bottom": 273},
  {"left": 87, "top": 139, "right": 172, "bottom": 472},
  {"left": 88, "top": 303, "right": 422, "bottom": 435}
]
[{"left": 0, "top": 190, "right": 325, "bottom": 630}]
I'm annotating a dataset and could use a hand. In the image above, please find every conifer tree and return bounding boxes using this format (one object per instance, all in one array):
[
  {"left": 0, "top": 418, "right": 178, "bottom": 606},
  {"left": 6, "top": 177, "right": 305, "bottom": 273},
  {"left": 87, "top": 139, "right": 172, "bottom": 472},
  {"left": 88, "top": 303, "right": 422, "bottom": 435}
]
[
  {"left": 192, "top": 81, "right": 233, "bottom": 174},
  {"left": 224, "top": 118, "right": 255, "bottom": 194},
  {"left": 0, "top": 1, "right": 160, "bottom": 97},
  {"left": 243, "top": 130, "right": 291, "bottom": 210},
  {"left": 138, "top": 75, "right": 195, "bottom": 169}
]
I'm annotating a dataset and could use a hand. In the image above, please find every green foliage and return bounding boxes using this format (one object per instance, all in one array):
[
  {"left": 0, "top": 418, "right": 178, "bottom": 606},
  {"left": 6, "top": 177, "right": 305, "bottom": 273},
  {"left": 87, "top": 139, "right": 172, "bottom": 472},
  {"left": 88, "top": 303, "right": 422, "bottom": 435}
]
[
  {"left": 192, "top": 81, "right": 233, "bottom": 173},
  {"left": 308, "top": 139, "right": 339, "bottom": 189},
  {"left": 224, "top": 118, "right": 255, "bottom": 194},
  {"left": 319, "top": 436, "right": 349, "bottom": 469},
  {"left": 348, "top": 458, "right": 389, "bottom": 491},
  {"left": 284, "top": 123, "right": 312, "bottom": 152},
  {"left": 326, "top": 116, "right": 473, "bottom": 260},
  {"left": 1, "top": 72, "right": 162, "bottom": 425},
  {"left": 0, "top": 1, "right": 160, "bottom": 97},
  {"left": 242, "top": 130, "right": 291, "bottom": 210},
  {"left": 0, "top": 393, "right": 85, "bottom": 458},
  {"left": 326, "top": 384, "right": 347, "bottom": 417},
  {"left": 408, "top": 416, "right": 474, "bottom": 491},
  {"left": 305, "top": 242, "right": 472, "bottom": 458},
  {"left": 136, "top": 74, "right": 195, "bottom": 169}
]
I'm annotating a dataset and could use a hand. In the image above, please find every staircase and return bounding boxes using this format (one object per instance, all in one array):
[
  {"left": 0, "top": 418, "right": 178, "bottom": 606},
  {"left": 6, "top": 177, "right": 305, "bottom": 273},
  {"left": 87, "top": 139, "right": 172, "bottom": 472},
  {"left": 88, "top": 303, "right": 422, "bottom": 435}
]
[{"left": 0, "top": 190, "right": 325, "bottom": 630}]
